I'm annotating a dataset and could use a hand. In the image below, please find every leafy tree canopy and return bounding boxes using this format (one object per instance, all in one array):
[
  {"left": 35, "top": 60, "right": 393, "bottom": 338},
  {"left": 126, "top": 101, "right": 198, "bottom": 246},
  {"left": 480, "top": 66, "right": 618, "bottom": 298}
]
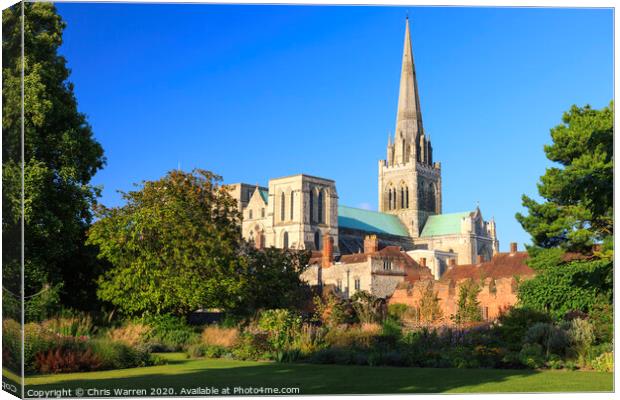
[
  {"left": 2, "top": 3, "right": 105, "bottom": 319},
  {"left": 515, "top": 102, "right": 613, "bottom": 318},
  {"left": 88, "top": 169, "right": 243, "bottom": 316},
  {"left": 88, "top": 169, "right": 310, "bottom": 318},
  {"left": 516, "top": 102, "right": 613, "bottom": 252}
]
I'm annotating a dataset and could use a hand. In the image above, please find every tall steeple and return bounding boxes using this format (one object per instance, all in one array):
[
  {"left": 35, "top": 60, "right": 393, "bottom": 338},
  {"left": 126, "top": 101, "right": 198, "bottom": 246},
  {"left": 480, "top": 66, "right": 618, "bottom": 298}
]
[{"left": 393, "top": 17, "right": 424, "bottom": 165}]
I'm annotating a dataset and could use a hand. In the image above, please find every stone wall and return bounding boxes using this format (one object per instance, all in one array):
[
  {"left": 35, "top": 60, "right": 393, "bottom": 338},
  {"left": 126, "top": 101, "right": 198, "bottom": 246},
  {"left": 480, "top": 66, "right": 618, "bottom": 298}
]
[{"left": 389, "top": 274, "right": 531, "bottom": 321}]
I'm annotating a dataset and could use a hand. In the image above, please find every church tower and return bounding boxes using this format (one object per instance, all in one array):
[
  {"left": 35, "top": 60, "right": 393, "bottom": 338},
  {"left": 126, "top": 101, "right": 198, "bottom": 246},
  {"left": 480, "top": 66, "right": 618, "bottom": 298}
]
[{"left": 378, "top": 18, "right": 442, "bottom": 237}]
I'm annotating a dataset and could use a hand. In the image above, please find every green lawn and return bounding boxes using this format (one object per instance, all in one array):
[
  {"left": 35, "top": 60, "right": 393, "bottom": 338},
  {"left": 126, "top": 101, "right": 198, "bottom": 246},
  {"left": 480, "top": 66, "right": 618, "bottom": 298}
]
[{"left": 14, "top": 353, "right": 613, "bottom": 396}]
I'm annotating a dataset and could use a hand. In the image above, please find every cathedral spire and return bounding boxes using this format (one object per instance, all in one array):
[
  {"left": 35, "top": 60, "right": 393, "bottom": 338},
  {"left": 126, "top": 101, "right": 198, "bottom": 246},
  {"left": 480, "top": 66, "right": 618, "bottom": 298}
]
[{"left": 394, "top": 17, "right": 424, "bottom": 147}]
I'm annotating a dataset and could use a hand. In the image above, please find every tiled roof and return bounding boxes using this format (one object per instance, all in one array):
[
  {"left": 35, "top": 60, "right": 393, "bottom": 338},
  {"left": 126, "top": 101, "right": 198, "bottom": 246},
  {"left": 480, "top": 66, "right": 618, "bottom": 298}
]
[
  {"left": 258, "top": 189, "right": 269, "bottom": 204},
  {"left": 338, "top": 205, "right": 409, "bottom": 237},
  {"left": 440, "top": 251, "right": 534, "bottom": 282},
  {"left": 420, "top": 211, "right": 472, "bottom": 237}
]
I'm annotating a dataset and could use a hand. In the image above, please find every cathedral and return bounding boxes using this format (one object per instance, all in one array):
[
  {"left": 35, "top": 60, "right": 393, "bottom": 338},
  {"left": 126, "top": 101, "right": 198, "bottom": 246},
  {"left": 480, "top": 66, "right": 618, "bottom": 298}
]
[{"left": 227, "top": 18, "right": 499, "bottom": 283}]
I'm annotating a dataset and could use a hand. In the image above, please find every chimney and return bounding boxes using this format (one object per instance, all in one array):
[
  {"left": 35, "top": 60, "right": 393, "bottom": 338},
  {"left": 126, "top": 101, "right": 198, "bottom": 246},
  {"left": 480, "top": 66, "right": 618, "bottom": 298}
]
[
  {"left": 363, "top": 235, "right": 379, "bottom": 254},
  {"left": 419, "top": 257, "right": 427, "bottom": 267},
  {"left": 510, "top": 242, "right": 518, "bottom": 254},
  {"left": 322, "top": 233, "right": 334, "bottom": 268},
  {"left": 477, "top": 255, "right": 484, "bottom": 264}
]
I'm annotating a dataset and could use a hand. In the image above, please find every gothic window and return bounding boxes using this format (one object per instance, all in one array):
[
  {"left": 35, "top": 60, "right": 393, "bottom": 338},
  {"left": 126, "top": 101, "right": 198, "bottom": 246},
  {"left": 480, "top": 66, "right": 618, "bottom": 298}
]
[
  {"left": 428, "top": 183, "right": 436, "bottom": 212},
  {"left": 318, "top": 190, "right": 324, "bottom": 224},
  {"left": 280, "top": 192, "right": 286, "bottom": 221},
  {"left": 400, "top": 187, "right": 405, "bottom": 208},
  {"left": 283, "top": 231, "right": 289, "bottom": 249},
  {"left": 388, "top": 189, "right": 393, "bottom": 210},
  {"left": 290, "top": 191, "right": 294, "bottom": 220},
  {"left": 314, "top": 230, "right": 321, "bottom": 250},
  {"left": 405, "top": 186, "right": 409, "bottom": 208},
  {"left": 309, "top": 190, "right": 314, "bottom": 222}
]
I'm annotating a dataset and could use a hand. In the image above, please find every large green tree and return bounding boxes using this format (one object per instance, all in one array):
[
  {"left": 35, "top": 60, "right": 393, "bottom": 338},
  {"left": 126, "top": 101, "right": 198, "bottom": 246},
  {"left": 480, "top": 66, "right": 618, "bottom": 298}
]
[
  {"left": 515, "top": 102, "right": 613, "bottom": 317},
  {"left": 3, "top": 3, "right": 105, "bottom": 320},
  {"left": 516, "top": 102, "right": 613, "bottom": 252},
  {"left": 88, "top": 169, "right": 311, "bottom": 317},
  {"left": 88, "top": 169, "right": 243, "bottom": 316}
]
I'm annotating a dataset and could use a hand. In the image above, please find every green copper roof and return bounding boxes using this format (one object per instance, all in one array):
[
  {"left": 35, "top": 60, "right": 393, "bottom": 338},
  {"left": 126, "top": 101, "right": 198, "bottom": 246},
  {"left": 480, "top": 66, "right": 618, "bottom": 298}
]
[
  {"left": 338, "top": 205, "right": 409, "bottom": 237},
  {"left": 258, "top": 189, "right": 269, "bottom": 204},
  {"left": 420, "top": 211, "right": 472, "bottom": 237}
]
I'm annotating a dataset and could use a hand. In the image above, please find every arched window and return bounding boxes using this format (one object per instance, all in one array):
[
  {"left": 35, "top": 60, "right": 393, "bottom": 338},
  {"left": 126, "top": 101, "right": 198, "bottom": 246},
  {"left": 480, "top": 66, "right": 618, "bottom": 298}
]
[
  {"left": 290, "top": 191, "right": 294, "bottom": 220},
  {"left": 318, "top": 190, "right": 324, "bottom": 224},
  {"left": 309, "top": 190, "right": 314, "bottom": 223},
  {"left": 428, "top": 183, "right": 436, "bottom": 212},
  {"left": 283, "top": 231, "right": 289, "bottom": 249},
  {"left": 400, "top": 187, "right": 405, "bottom": 209},
  {"left": 405, "top": 187, "right": 409, "bottom": 208},
  {"left": 388, "top": 189, "right": 392, "bottom": 210},
  {"left": 280, "top": 192, "right": 286, "bottom": 221},
  {"left": 314, "top": 230, "right": 321, "bottom": 250}
]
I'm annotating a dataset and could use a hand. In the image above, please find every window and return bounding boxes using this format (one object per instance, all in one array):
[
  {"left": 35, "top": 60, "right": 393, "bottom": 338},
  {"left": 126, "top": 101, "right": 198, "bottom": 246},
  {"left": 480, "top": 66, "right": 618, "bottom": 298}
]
[
  {"left": 383, "top": 259, "right": 392, "bottom": 270},
  {"left": 248, "top": 210, "right": 253, "bottom": 219},
  {"left": 317, "top": 190, "right": 324, "bottom": 224},
  {"left": 314, "top": 231, "right": 321, "bottom": 250},
  {"left": 290, "top": 191, "right": 294, "bottom": 220},
  {"left": 280, "top": 192, "right": 286, "bottom": 221},
  {"left": 405, "top": 187, "right": 409, "bottom": 208},
  {"left": 400, "top": 187, "right": 405, "bottom": 208},
  {"left": 261, "top": 208, "right": 265, "bottom": 218},
  {"left": 354, "top": 278, "right": 361, "bottom": 291},
  {"left": 388, "top": 189, "right": 392, "bottom": 210},
  {"left": 309, "top": 190, "right": 314, "bottom": 222},
  {"left": 283, "top": 231, "right": 289, "bottom": 249},
  {"left": 337, "top": 280, "right": 342, "bottom": 292}
]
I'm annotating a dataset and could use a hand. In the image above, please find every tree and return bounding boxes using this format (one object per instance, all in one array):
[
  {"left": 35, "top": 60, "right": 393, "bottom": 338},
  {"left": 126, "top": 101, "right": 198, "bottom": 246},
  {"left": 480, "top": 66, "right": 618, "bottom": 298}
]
[
  {"left": 88, "top": 169, "right": 244, "bottom": 317},
  {"left": 452, "top": 279, "right": 482, "bottom": 324},
  {"left": 233, "top": 243, "right": 311, "bottom": 316},
  {"left": 3, "top": 3, "right": 105, "bottom": 320},
  {"left": 516, "top": 102, "right": 613, "bottom": 252},
  {"left": 417, "top": 281, "right": 443, "bottom": 323},
  {"left": 350, "top": 291, "right": 385, "bottom": 324},
  {"left": 515, "top": 102, "right": 613, "bottom": 317}
]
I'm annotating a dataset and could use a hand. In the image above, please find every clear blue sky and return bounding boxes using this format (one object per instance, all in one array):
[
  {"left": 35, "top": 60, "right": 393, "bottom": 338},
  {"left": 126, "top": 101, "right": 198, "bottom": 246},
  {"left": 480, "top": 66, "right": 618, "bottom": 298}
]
[{"left": 56, "top": 4, "right": 613, "bottom": 251}]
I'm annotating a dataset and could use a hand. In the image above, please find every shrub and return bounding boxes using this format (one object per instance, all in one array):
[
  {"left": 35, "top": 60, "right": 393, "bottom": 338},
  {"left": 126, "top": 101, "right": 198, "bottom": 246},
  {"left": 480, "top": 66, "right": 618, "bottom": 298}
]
[
  {"left": 313, "top": 294, "right": 355, "bottom": 327},
  {"left": 24, "top": 323, "right": 56, "bottom": 373},
  {"left": 324, "top": 325, "right": 377, "bottom": 349},
  {"left": 141, "top": 314, "right": 199, "bottom": 351},
  {"left": 589, "top": 302, "right": 613, "bottom": 344},
  {"left": 2, "top": 319, "right": 21, "bottom": 372},
  {"left": 387, "top": 304, "right": 408, "bottom": 322},
  {"left": 257, "top": 309, "right": 301, "bottom": 358},
  {"left": 107, "top": 322, "right": 152, "bottom": 347},
  {"left": 35, "top": 346, "right": 102, "bottom": 374},
  {"left": 90, "top": 339, "right": 154, "bottom": 370},
  {"left": 294, "top": 324, "right": 327, "bottom": 356},
  {"left": 187, "top": 344, "right": 227, "bottom": 359},
  {"left": 201, "top": 325, "right": 239, "bottom": 348},
  {"left": 518, "top": 343, "right": 545, "bottom": 369},
  {"left": 350, "top": 291, "right": 385, "bottom": 324},
  {"left": 232, "top": 332, "right": 271, "bottom": 360},
  {"left": 41, "top": 314, "right": 95, "bottom": 339},
  {"left": 568, "top": 318, "right": 595, "bottom": 366},
  {"left": 523, "top": 322, "right": 570, "bottom": 356},
  {"left": 591, "top": 352, "right": 613, "bottom": 372},
  {"left": 496, "top": 308, "right": 552, "bottom": 350}
]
